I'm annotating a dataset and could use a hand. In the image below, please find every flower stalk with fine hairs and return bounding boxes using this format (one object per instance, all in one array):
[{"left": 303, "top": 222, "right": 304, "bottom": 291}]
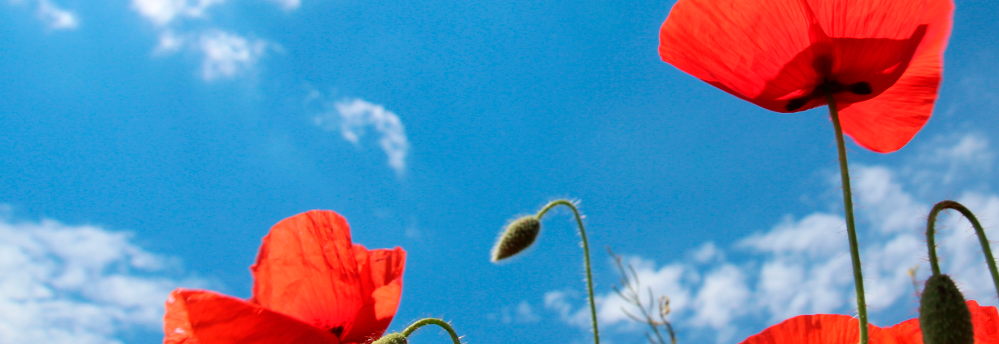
[
  {"left": 825, "top": 90, "right": 870, "bottom": 344},
  {"left": 917, "top": 200, "right": 999, "bottom": 344},
  {"left": 372, "top": 318, "right": 462, "bottom": 344},
  {"left": 926, "top": 200, "right": 999, "bottom": 297},
  {"left": 491, "top": 199, "right": 599, "bottom": 344}
]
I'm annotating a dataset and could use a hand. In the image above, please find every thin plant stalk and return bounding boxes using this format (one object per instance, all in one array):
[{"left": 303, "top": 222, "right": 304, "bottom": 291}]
[
  {"left": 608, "top": 247, "right": 676, "bottom": 344},
  {"left": 826, "top": 91, "right": 869, "bottom": 344},
  {"left": 537, "top": 200, "right": 599, "bottom": 344},
  {"left": 926, "top": 200, "right": 999, "bottom": 297},
  {"left": 402, "top": 318, "right": 462, "bottom": 344}
]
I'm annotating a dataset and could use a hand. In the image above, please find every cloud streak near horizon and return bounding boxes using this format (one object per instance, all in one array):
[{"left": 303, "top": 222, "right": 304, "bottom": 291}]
[
  {"left": 544, "top": 132, "right": 999, "bottom": 343},
  {"left": 0, "top": 208, "right": 205, "bottom": 344}
]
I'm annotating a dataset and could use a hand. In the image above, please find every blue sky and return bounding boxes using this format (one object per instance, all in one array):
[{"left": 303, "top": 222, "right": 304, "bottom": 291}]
[{"left": 1, "top": 0, "right": 998, "bottom": 343}]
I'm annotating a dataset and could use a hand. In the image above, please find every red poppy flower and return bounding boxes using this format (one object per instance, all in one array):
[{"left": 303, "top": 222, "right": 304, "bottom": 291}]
[
  {"left": 739, "top": 300, "right": 999, "bottom": 343},
  {"left": 659, "top": 0, "right": 953, "bottom": 153},
  {"left": 162, "top": 210, "right": 406, "bottom": 344}
]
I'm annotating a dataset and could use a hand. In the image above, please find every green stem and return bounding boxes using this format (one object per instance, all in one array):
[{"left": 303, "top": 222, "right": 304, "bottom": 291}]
[
  {"left": 401, "top": 318, "right": 461, "bottom": 344},
  {"left": 926, "top": 200, "right": 999, "bottom": 297},
  {"left": 825, "top": 92, "right": 868, "bottom": 344},
  {"left": 537, "top": 199, "right": 600, "bottom": 344}
]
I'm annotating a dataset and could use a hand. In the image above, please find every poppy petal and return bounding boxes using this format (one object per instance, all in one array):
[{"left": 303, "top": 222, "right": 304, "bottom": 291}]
[
  {"left": 739, "top": 314, "right": 859, "bottom": 343},
  {"left": 163, "top": 289, "right": 341, "bottom": 344},
  {"left": 340, "top": 245, "right": 407, "bottom": 344},
  {"left": 835, "top": 0, "right": 951, "bottom": 153},
  {"left": 968, "top": 300, "right": 999, "bottom": 342},
  {"left": 882, "top": 318, "right": 922, "bottom": 344},
  {"left": 659, "top": 0, "right": 819, "bottom": 112},
  {"left": 250, "top": 210, "right": 365, "bottom": 336}
]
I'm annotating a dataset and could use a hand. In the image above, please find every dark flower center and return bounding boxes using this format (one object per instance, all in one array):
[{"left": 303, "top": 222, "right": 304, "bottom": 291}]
[
  {"left": 329, "top": 326, "right": 344, "bottom": 338},
  {"left": 786, "top": 78, "right": 871, "bottom": 112},
  {"left": 785, "top": 55, "right": 872, "bottom": 111}
]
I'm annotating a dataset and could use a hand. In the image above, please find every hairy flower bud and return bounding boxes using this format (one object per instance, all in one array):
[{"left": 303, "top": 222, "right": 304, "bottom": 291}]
[
  {"left": 919, "top": 274, "right": 973, "bottom": 344},
  {"left": 490, "top": 216, "right": 541, "bottom": 262},
  {"left": 372, "top": 333, "right": 408, "bottom": 344}
]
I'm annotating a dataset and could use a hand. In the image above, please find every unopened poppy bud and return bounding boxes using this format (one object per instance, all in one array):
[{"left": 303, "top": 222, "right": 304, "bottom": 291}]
[
  {"left": 490, "top": 216, "right": 541, "bottom": 262},
  {"left": 919, "top": 274, "right": 973, "bottom": 344},
  {"left": 372, "top": 333, "right": 407, "bottom": 344}
]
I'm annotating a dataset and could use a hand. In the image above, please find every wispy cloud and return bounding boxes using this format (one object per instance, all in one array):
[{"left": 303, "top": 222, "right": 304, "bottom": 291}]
[
  {"left": 7, "top": 0, "right": 78, "bottom": 30},
  {"left": 198, "top": 30, "right": 271, "bottom": 80},
  {"left": 545, "top": 132, "right": 999, "bottom": 343},
  {"left": 487, "top": 300, "right": 542, "bottom": 325},
  {"left": 0, "top": 208, "right": 205, "bottom": 344},
  {"left": 128, "top": 0, "right": 223, "bottom": 26},
  {"left": 312, "top": 92, "right": 411, "bottom": 177},
  {"left": 126, "top": 0, "right": 286, "bottom": 81},
  {"left": 267, "top": 0, "right": 300, "bottom": 11}
]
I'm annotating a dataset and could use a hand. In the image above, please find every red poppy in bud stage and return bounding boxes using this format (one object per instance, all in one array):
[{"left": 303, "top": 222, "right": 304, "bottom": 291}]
[
  {"left": 659, "top": 0, "right": 953, "bottom": 153},
  {"left": 739, "top": 300, "right": 999, "bottom": 343},
  {"left": 163, "top": 210, "right": 406, "bottom": 344}
]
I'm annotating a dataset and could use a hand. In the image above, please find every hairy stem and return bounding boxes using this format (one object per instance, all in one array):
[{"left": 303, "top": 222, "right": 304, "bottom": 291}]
[
  {"left": 401, "top": 318, "right": 461, "bottom": 344},
  {"left": 826, "top": 92, "right": 868, "bottom": 344},
  {"left": 926, "top": 200, "right": 999, "bottom": 297},
  {"left": 538, "top": 200, "right": 600, "bottom": 344}
]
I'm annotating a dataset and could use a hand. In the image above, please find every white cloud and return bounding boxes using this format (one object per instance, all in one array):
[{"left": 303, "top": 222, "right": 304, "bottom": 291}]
[
  {"left": 267, "top": 0, "right": 300, "bottom": 10},
  {"left": 128, "top": 0, "right": 223, "bottom": 26},
  {"left": 198, "top": 30, "right": 270, "bottom": 80},
  {"left": 125, "top": 0, "right": 293, "bottom": 80},
  {"left": 36, "top": 0, "right": 77, "bottom": 30},
  {"left": 488, "top": 300, "right": 541, "bottom": 325},
  {"left": 545, "top": 133, "right": 999, "bottom": 342},
  {"left": 907, "top": 133, "right": 994, "bottom": 193},
  {"left": 0, "top": 209, "right": 203, "bottom": 344},
  {"left": 155, "top": 30, "right": 185, "bottom": 54},
  {"left": 7, "top": 0, "right": 78, "bottom": 30},
  {"left": 313, "top": 96, "right": 411, "bottom": 176}
]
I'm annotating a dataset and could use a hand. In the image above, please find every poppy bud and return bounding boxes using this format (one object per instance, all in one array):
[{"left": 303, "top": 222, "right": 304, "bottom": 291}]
[
  {"left": 490, "top": 216, "right": 541, "bottom": 262},
  {"left": 919, "top": 274, "right": 973, "bottom": 344},
  {"left": 372, "top": 333, "right": 407, "bottom": 344}
]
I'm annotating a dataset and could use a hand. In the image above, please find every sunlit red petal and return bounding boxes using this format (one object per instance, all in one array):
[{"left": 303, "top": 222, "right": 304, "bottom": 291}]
[
  {"left": 659, "top": 0, "right": 954, "bottom": 143},
  {"left": 163, "top": 289, "right": 340, "bottom": 344},
  {"left": 659, "top": 0, "right": 817, "bottom": 112},
  {"left": 835, "top": 0, "right": 952, "bottom": 152},
  {"left": 882, "top": 318, "right": 922, "bottom": 344},
  {"left": 968, "top": 300, "right": 999, "bottom": 342},
  {"left": 340, "top": 245, "right": 406, "bottom": 344},
  {"left": 740, "top": 301, "right": 998, "bottom": 343},
  {"left": 250, "top": 210, "right": 366, "bottom": 336},
  {"left": 739, "top": 314, "right": 858, "bottom": 344}
]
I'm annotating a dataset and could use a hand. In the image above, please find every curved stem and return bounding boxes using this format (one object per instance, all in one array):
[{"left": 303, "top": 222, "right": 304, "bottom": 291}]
[
  {"left": 926, "top": 200, "right": 999, "bottom": 297},
  {"left": 537, "top": 199, "right": 600, "bottom": 344},
  {"left": 825, "top": 92, "right": 869, "bottom": 344},
  {"left": 401, "top": 318, "right": 461, "bottom": 344}
]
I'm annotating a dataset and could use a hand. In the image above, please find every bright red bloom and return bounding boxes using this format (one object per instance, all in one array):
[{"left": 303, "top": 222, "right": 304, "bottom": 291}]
[
  {"left": 163, "top": 210, "right": 406, "bottom": 344},
  {"left": 659, "top": 0, "right": 953, "bottom": 153},
  {"left": 739, "top": 300, "right": 999, "bottom": 343}
]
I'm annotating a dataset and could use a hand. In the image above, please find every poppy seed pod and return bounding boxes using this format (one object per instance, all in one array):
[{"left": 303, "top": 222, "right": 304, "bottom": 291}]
[
  {"left": 490, "top": 216, "right": 541, "bottom": 262},
  {"left": 919, "top": 274, "right": 974, "bottom": 344},
  {"left": 372, "top": 333, "right": 407, "bottom": 344}
]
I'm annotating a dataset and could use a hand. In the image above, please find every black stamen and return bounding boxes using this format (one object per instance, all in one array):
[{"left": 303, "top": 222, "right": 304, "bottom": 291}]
[
  {"left": 330, "top": 326, "right": 344, "bottom": 337},
  {"left": 849, "top": 82, "right": 872, "bottom": 95},
  {"left": 786, "top": 96, "right": 811, "bottom": 112}
]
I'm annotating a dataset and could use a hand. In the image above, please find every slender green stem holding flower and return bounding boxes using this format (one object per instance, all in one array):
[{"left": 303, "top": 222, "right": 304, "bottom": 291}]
[
  {"left": 825, "top": 92, "right": 869, "bottom": 344},
  {"left": 926, "top": 200, "right": 999, "bottom": 297},
  {"left": 537, "top": 199, "right": 600, "bottom": 344},
  {"left": 401, "top": 318, "right": 461, "bottom": 344}
]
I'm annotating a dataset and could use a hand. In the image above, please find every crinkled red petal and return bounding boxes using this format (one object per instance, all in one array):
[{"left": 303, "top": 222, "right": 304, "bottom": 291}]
[
  {"left": 163, "top": 288, "right": 341, "bottom": 344},
  {"left": 340, "top": 245, "right": 406, "bottom": 344},
  {"left": 836, "top": 0, "right": 952, "bottom": 152},
  {"left": 250, "top": 210, "right": 366, "bottom": 336}
]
